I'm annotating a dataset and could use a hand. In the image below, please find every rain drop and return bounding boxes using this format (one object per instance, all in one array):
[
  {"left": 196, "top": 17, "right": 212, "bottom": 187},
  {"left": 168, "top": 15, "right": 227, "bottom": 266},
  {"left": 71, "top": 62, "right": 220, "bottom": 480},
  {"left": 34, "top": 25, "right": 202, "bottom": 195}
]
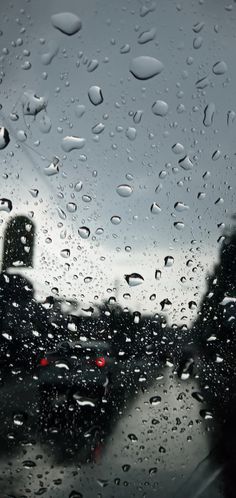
[
  {"left": 88, "top": 85, "right": 103, "bottom": 105},
  {"left": 51, "top": 12, "right": 82, "bottom": 35},
  {"left": 129, "top": 56, "right": 163, "bottom": 80},
  {"left": 78, "top": 226, "right": 90, "bottom": 239},
  {"left": 116, "top": 184, "right": 133, "bottom": 197}
]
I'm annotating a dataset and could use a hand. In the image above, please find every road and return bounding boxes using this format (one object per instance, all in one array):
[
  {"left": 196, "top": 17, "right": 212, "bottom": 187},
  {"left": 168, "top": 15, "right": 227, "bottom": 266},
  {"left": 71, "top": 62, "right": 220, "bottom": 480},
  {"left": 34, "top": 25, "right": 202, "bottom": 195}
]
[{"left": 0, "top": 362, "right": 223, "bottom": 498}]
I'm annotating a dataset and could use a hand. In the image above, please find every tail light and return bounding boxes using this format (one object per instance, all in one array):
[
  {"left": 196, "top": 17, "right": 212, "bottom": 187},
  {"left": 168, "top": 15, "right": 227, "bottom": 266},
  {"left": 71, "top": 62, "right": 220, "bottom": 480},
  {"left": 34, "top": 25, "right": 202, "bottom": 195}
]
[
  {"left": 95, "top": 357, "right": 106, "bottom": 368},
  {"left": 39, "top": 358, "right": 49, "bottom": 367}
]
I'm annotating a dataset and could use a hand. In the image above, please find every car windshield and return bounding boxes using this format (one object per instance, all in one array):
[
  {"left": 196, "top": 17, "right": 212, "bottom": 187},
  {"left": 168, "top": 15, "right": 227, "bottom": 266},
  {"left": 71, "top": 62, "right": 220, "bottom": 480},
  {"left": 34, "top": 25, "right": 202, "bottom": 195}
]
[{"left": 0, "top": 1, "right": 235, "bottom": 497}]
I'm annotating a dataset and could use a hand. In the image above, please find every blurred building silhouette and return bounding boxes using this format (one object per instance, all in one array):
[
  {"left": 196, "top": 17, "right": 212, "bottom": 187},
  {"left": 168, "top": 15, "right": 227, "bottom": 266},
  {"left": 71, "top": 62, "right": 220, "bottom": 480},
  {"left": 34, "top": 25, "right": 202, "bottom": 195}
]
[{"left": 1, "top": 215, "right": 35, "bottom": 272}]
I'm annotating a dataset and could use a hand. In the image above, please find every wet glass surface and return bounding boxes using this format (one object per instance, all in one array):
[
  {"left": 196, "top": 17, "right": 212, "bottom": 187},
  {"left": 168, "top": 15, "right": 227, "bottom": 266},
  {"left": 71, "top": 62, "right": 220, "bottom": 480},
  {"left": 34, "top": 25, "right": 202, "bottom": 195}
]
[{"left": 0, "top": 0, "right": 235, "bottom": 496}]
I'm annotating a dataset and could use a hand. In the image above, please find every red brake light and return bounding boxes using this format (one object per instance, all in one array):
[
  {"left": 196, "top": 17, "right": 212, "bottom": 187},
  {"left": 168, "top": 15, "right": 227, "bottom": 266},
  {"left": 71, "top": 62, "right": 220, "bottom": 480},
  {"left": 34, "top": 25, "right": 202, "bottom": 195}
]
[
  {"left": 95, "top": 357, "right": 106, "bottom": 368},
  {"left": 40, "top": 358, "right": 49, "bottom": 367}
]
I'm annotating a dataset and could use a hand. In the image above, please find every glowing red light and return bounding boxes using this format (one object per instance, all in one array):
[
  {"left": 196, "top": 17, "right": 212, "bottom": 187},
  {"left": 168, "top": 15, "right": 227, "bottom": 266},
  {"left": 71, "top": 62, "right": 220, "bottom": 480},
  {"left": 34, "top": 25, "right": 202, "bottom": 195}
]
[
  {"left": 95, "top": 356, "right": 106, "bottom": 368},
  {"left": 40, "top": 358, "right": 49, "bottom": 367}
]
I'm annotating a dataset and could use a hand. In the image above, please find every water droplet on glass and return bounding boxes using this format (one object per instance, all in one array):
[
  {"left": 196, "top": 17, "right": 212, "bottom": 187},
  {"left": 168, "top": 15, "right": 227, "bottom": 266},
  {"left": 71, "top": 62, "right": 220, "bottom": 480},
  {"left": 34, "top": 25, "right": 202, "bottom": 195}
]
[
  {"left": 193, "top": 21, "right": 205, "bottom": 32},
  {"left": 23, "top": 460, "right": 36, "bottom": 469},
  {"left": 39, "top": 115, "right": 52, "bottom": 134},
  {"left": 17, "top": 130, "right": 27, "bottom": 142},
  {"left": 111, "top": 215, "right": 121, "bottom": 225},
  {"left": 150, "top": 395, "right": 161, "bottom": 405},
  {"left": 60, "top": 249, "right": 70, "bottom": 258},
  {"left": 212, "top": 149, "right": 221, "bottom": 161},
  {"left": 125, "top": 273, "right": 144, "bottom": 286},
  {"left": 44, "top": 156, "right": 59, "bottom": 176},
  {"left": 164, "top": 256, "right": 174, "bottom": 267},
  {"left": 62, "top": 136, "right": 86, "bottom": 152},
  {"left": 66, "top": 202, "right": 77, "bottom": 213},
  {"left": 150, "top": 202, "right": 161, "bottom": 214},
  {"left": 227, "top": 110, "right": 235, "bottom": 126},
  {"left": 13, "top": 413, "right": 25, "bottom": 426},
  {"left": 120, "top": 44, "right": 131, "bottom": 54},
  {"left": 138, "top": 27, "right": 156, "bottom": 44},
  {"left": 75, "top": 104, "right": 86, "bottom": 118},
  {"left": 86, "top": 58, "right": 98, "bottom": 73},
  {"left": 212, "top": 60, "right": 227, "bottom": 75},
  {"left": 174, "top": 221, "right": 185, "bottom": 230},
  {"left": 200, "top": 409, "right": 213, "bottom": 420},
  {"left": 155, "top": 270, "right": 161, "bottom": 280},
  {"left": 152, "top": 100, "right": 168, "bottom": 117},
  {"left": 160, "top": 298, "right": 172, "bottom": 311},
  {"left": 116, "top": 184, "right": 133, "bottom": 197},
  {"left": 21, "top": 61, "right": 31, "bottom": 70},
  {"left": 78, "top": 226, "right": 90, "bottom": 239},
  {"left": 88, "top": 85, "right": 103, "bottom": 105},
  {"left": 174, "top": 201, "right": 189, "bottom": 212},
  {"left": 22, "top": 91, "right": 46, "bottom": 116},
  {"left": 29, "top": 188, "right": 39, "bottom": 198},
  {"left": 195, "top": 76, "right": 210, "bottom": 89},
  {"left": 0, "top": 198, "right": 12, "bottom": 213},
  {"left": 150, "top": 293, "right": 156, "bottom": 301},
  {"left": 133, "top": 110, "right": 143, "bottom": 124},
  {"left": 188, "top": 300, "right": 197, "bottom": 310},
  {"left": 149, "top": 467, "right": 157, "bottom": 475},
  {"left": 129, "top": 56, "right": 163, "bottom": 80},
  {"left": 51, "top": 12, "right": 82, "bottom": 35},
  {"left": 203, "top": 102, "right": 215, "bottom": 127},
  {"left": 122, "top": 464, "right": 131, "bottom": 472},
  {"left": 92, "top": 122, "right": 105, "bottom": 134},
  {"left": 172, "top": 142, "right": 185, "bottom": 154},
  {"left": 178, "top": 155, "right": 193, "bottom": 171},
  {"left": 126, "top": 127, "right": 137, "bottom": 140},
  {"left": 0, "top": 127, "right": 10, "bottom": 149},
  {"left": 74, "top": 181, "right": 83, "bottom": 192},
  {"left": 198, "top": 192, "right": 206, "bottom": 200},
  {"left": 128, "top": 433, "right": 138, "bottom": 442},
  {"left": 193, "top": 36, "right": 203, "bottom": 49}
]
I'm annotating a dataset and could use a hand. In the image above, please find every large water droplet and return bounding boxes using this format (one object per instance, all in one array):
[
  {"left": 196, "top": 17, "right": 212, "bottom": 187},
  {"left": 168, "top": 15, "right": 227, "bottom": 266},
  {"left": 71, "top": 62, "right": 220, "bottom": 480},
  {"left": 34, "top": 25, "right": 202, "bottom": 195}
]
[
  {"left": 178, "top": 155, "right": 193, "bottom": 171},
  {"left": 152, "top": 100, "right": 168, "bottom": 117},
  {"left": 125, "top": 273, "right": 144, "bottom": 286},
  {"left": 203, "top": 102, "right": 215, "bottom": 127},
  {"left": 60, "top": 249, "right": 70, "bottom": 258},
  {"left": 78, "top": 226, "right": 90, "bottom": 239},
  {"left": 61, "top": 136, "right": 86, "bottom": 152},
  {"left": 88, "top": 86, "right": 103, "bottom": 105},
  {"left": 51, "top": 12, "right": 82, "bottom": 35},
  {"left": 150, "top": 202, "right": 161, "bottom": 214},
  {"left": 129, "top": 56, "right": 163, "bottom": 80},
  {"left": 0, "top": 127, "right": 10, "bottom": 149},
  {"left": 116, "top": 184, "right": 133, "bottom": 197},
  {"left": 195, "top": 76, "right": 210, "bottom": 89},
  {"left": 0, "top": 198, "right": 12, "bottom": 213},
  {"left": 212, "top": 60, "right": 227, "bottom": 75}
]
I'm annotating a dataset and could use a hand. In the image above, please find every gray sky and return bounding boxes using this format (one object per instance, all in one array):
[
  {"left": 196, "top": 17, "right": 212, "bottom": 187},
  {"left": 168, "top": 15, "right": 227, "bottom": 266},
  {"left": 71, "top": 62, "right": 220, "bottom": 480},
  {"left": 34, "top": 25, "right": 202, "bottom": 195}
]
[{"left": 0, "top": 0, "right": 235, "bottom": 324}]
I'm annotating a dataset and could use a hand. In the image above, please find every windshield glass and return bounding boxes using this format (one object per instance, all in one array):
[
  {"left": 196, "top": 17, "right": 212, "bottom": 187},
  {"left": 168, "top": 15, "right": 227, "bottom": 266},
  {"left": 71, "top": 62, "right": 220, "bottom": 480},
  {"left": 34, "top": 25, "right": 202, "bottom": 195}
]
[{"left": 0, "top": 1, "right": 235, "bottom": 497}]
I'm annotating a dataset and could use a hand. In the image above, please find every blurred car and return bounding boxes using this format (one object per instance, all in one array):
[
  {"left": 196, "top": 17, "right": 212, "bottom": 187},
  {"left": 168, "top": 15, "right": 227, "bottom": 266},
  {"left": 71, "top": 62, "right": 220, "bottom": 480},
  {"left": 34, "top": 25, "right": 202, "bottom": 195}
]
[{"left": 37, "top": 340, "right": 115, "bottom": 414}]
